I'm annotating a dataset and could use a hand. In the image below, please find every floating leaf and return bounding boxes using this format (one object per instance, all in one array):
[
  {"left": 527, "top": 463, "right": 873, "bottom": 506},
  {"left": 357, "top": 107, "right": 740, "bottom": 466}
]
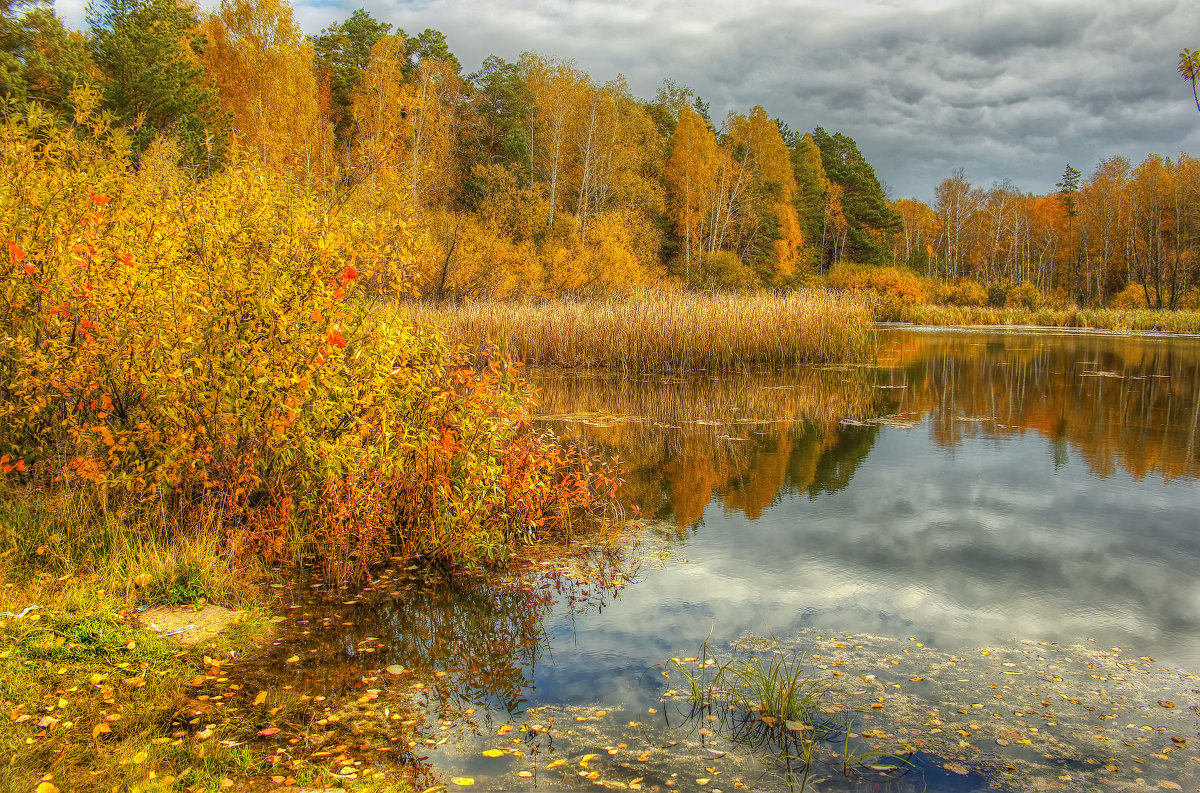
[
  {"left": 257, "top": 727, "right": 280, "bottom": 737},
  {"left": 518, "top": 770, "right": 533, "bottom": 778},
  {"left": 386, "top": 665, "right": 405, "bottom": 675},
  {"left": 285, "top": 655, "right": 299, "bottom": 664},
  {"left": 252, "top": 691, "right": 267, "bottom": 706},
  {"left": 450, "top": 777, "right": 475, "bottom": 786},
  {"left": 481, "top": 749, "right": 505, "bottom": 758},
  {"left": 546, "top": 759, "right": 566, "bottom": 769},
  {"left": 92, "top": 723, "right": 111, "bottom": 738},
  {"left": 1158, "top": 701, "right": 1176, "bottom": 708}
]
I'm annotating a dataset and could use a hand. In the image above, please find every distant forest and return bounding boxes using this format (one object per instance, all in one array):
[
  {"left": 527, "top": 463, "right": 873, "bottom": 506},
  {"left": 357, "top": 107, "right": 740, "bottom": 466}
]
[{"left": 4, "top": 0, "right": 1198, "bottom": 308}]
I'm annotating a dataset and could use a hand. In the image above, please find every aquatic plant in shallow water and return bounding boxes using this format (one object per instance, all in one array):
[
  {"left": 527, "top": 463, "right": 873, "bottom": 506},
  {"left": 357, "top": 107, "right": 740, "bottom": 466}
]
[{"left": 661, "top": 640, "right": 914, "bottom": 789}]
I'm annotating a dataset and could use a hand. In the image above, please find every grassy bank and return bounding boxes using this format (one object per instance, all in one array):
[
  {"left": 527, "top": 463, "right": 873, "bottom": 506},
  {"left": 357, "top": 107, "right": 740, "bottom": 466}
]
[
  {"left": 877, "top": 301, "right": 1200, "bottom": 333},
  {"left": 412, "top": 290, "right": 877, "bottom": 372},
  {"left": 0, "top": 492, "right": 274, "bottom": 792}
]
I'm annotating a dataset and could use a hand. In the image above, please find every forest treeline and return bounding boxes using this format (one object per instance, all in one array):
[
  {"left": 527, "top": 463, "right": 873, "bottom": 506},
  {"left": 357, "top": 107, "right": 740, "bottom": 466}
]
[{"left": 3, "top": 0, "right": 1199, "bottom": 308}]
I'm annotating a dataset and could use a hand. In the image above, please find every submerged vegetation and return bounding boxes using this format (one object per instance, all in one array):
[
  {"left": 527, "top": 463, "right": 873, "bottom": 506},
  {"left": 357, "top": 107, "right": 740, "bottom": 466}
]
[{"left": 414, "top": 290, "right": 876, "bottom": 372}]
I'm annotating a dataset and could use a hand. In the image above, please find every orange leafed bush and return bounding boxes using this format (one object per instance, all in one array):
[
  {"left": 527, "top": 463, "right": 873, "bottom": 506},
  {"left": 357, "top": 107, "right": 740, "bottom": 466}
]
[
  {"left": 825, "top": 263, "right": 928, "bottom": 305},
  {"left": 0, "top": 90, "right": 620, "bottom": 579}
]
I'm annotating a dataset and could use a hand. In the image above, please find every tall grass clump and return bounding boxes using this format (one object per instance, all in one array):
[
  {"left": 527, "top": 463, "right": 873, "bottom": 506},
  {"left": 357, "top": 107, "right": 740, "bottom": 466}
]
[
  {"left": 413, "top": 290, "right": 876, "bottom": 373},
  {"left": 0, "top": 91, "right": 621, "bottom": 582}
]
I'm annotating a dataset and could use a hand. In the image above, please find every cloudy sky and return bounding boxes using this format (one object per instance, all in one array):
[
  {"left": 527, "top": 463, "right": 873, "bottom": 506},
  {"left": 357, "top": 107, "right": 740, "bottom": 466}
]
[{"left": 58, "top": 0, "right": 1200, "bottom": 201}]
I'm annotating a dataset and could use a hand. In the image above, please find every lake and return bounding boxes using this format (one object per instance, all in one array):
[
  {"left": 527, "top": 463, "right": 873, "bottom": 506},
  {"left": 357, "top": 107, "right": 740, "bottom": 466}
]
[{"left": 256, "top": 328, "right": 1200, "bottom": 792}]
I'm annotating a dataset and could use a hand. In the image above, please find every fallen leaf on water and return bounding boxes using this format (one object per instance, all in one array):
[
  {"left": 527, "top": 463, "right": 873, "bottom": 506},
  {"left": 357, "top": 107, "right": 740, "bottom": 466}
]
[
  {"left": 497, "top": 724, "right": 513, "bottom": 735},
  {"left": 1158, "top": 701, "right": 1176, "bottom": 708},
  {"left": 257, "top": 728, "right": 280, "bottom": 737},
  {"left": 546, "top": 759, "right": 566, "bottom": 769},
  {"left": 35, "top": 783, "right": 59, "bottom": 793},
  {"left": 580, "top": 753, "right": 598, "bottom": 769},
  {"left": 450, "top": 777, "right": 475, "bottom": 786},
  {"left": 943, "top": 763, "right": 968, "bottom": 775},
  {"left": 482, "top": 749, "right": 505, "bottom": 758},
  {"left": 1159, "top": 781, "right": 1182, "bottom": 790},
  {"left": 518, "top": 770, "right": 533, "bottom": 778},
  {"left": 386, "top": 665, "right": 405, "bottom": 675},
  {"left": 92, "top": 723, "right": 111, "bottom": 738},
  {"left": 253, "top": 692, "right": 267, "bottom": 706},
  {"left": 285, "top": 655, "right": 299, "bottom": 664},
  {"left": 696, "top": 779, "right": 710, "bottom": 786}
]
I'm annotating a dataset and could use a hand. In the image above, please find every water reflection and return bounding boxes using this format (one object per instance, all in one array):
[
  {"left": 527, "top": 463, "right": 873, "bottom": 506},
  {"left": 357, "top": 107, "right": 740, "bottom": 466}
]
[
  {"left": 240, "top": 329, "right": 1200, "bottom": 792},
  {"left": 880, "top": 330, "right": 1200, "bottom": 482},
  {"left": 531, "top": 330, "right": 1200, "bottom": 535},
  {"left": 531, "top": 367, "right": 894, "bottom": 530}
]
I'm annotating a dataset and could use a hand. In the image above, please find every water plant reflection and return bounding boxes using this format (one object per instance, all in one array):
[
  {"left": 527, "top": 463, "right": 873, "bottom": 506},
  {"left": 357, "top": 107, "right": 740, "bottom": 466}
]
[{"left": 530, "top": 367, "right": 897, "bottom": 530}]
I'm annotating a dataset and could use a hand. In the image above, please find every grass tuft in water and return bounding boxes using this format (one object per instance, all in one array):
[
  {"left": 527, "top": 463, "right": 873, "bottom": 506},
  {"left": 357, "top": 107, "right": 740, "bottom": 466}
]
[{"left": 662, "top": 640, "right": 914, "bottom": 789}]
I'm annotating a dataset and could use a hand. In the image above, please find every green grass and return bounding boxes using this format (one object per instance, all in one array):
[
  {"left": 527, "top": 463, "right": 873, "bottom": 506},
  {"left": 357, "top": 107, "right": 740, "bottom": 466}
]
[{"left": 411, "top": 289, "right": 877, "bottom": 372}]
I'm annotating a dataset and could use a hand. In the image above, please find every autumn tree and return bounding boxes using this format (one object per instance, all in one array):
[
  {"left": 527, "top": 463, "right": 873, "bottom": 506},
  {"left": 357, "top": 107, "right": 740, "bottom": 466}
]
[
  {"left": 726, "top": 106, "right": 804, "bottom": 281},
  {"left": 202, "top": 0, "right": 330, "bottom": 174},
  {"left": 1181, "top": 48, "right": 1200, "bottom": 114}
]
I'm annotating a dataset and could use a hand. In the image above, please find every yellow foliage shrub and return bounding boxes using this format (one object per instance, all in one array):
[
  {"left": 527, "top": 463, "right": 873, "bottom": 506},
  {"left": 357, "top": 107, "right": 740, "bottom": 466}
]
[
  {"left": 0, "top": 92, "right": 619, "bottom": 578},
  {"left": 825, "top": 264, "right": 928, "bottom": 304},
  {"left": 934, "top": 279, "right": 989, "bottom": 307}
]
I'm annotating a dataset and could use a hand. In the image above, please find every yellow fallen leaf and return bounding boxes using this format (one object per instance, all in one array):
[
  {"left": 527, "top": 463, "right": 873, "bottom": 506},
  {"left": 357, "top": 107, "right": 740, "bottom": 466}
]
[
  {"left": 450, "top": 777, "right": 475, "bottom": 786},
  {"left": 580, "top": 753, "right": 598, "bottom": 769},
  {"left": 518, "top": 770, "right": 533, "bottom": 778},
  {"left": 132, "top": 751, "right": 147, "bottom": 764},
  {"left": 92, "top": 723, "right": 111, "bottom": 738},
  {"left": 285, "top": 656, "right": 299, "bottom": 664},
  {"left": 253, "top": 691, "right": 267, "bottom": 706},
  {"left": 481, "top": 749, "right": 505, "bottom": 758},
  {"left": 546, "top": 759, "right": 567, "bottom": 769},
  {"left": 35, "top": 783, "right": 59, "bottom": 793}
]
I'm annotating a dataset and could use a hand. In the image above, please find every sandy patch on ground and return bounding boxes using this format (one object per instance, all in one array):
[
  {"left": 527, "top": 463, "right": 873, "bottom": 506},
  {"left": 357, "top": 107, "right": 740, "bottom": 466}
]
[{"left": 137, "top": 604, "right": 246, "bottom": 645}]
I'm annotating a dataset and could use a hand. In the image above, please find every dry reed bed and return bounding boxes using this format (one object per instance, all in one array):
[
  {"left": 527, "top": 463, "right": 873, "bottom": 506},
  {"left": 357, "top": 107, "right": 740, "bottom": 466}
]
[
  {"left": 411, "top": 291, "right": 876, "bottom": 372},
  {"left": 887, "top": 302, "right": 1200, "bottom": 334}
]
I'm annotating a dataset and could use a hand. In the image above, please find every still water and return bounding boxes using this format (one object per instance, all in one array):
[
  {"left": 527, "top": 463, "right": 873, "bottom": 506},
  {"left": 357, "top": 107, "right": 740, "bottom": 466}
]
[{"left": 259, "top": 328, "right": 1200, "bottom": 791}]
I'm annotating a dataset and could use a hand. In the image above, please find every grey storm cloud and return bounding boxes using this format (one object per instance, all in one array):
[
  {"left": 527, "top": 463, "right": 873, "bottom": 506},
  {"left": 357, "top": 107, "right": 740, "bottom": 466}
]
[{"left": 53, "top": 0, "right": 1200, "bottom": 199}]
